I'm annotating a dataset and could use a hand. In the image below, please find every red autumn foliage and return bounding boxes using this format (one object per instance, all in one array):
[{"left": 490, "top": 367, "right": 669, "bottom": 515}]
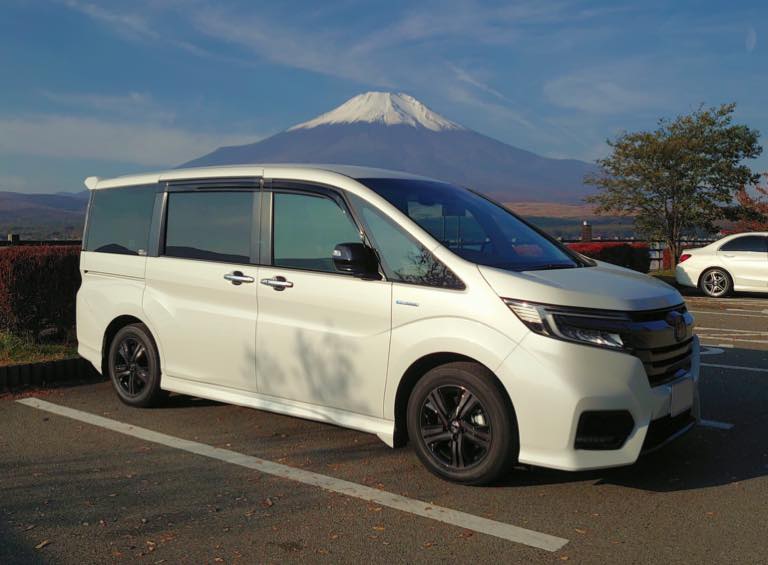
[
  {"left": 0, "top": 246, "right": 81, "bottom": 338},
  {"left": 735, "top": 173, "right": 768, "bottom": 231},
  {"left": 566, "top": 242, "right": 651, "bottom": 272}
]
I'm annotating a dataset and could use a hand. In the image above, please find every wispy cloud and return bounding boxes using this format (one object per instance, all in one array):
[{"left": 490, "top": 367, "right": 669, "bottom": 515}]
[
  {"left": 543, "top": 68, "right": 665, "bottom": 115},
  {"left": 40, "top": 90, "right": 176, "bottom": 122},
  {"left": 0, "top": 114, "right": 258, "bottom": 166},
  {"left": 61, "top": 0, "right": 213, "bottom": 57},
  {"left": 448, "top": 63, "right": 511, "bottom": 103},
  {"left": 746, "top": 26, "right": 757, "bottom": 52},
  {"left": 190, "top": 7, "right": 394, "bottom": 86}
]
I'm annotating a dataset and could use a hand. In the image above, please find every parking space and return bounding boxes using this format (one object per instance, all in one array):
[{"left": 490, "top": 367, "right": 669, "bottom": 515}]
[{"left": 2, "top": 293, "right": 768, "bottom": 563}]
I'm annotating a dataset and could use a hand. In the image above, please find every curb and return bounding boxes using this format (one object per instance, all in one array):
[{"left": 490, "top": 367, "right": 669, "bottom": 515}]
[{"left": 0, "top": 357, "right": 103, "bottom": 391}]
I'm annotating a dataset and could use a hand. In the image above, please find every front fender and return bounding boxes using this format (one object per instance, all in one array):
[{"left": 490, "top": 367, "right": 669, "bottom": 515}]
[{"left": 383, "top": 316, "right": 518, "bottom": 420}]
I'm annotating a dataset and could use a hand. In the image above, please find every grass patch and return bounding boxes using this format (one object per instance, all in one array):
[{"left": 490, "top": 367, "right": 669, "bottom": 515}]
[
  {"left": 651, "top": 269, "right": 676, "bottom": 286},
  {"left": 0, "top": 331, "right": 77, "bottom": 366}
]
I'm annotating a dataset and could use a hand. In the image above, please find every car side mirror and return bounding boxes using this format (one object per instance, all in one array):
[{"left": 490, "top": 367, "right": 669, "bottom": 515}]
[{"left": 333, "top": 243, "right": 379, "bottom": 277}]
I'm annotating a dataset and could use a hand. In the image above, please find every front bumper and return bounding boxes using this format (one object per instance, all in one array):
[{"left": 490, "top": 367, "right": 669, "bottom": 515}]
[{"left": 495, "top": 333, "right": 700, "bottom": 471}]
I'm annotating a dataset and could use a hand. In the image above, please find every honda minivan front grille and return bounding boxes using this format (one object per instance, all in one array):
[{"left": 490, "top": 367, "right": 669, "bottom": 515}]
[{"left": 621, "top": 305, "right": 695, "bottom": 387}]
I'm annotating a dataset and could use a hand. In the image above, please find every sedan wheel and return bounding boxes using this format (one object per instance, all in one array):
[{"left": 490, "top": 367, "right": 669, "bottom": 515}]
[{"left": 700, "top": 269, "right": 731, "bottom": 297}]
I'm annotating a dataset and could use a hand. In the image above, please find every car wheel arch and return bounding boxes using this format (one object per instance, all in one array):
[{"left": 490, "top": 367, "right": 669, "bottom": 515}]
[
  {"left": 391, "top": 352, "right": 516, "bottom": 448},
  {"left": 101, "top": 315, "right": 162, "bottom": 374}
]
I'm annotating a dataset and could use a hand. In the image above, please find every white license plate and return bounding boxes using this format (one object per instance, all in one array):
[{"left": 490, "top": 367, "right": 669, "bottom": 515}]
[{"left": 670, "top": 376, "right": 694, "bottom": 417}]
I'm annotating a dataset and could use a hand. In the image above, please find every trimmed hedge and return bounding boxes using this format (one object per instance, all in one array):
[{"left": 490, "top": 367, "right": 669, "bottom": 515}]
[
  {"left": 0, "top": 357, "right": 102, "bottom": 391},
  {"left": 0, "top": 246, "right": 81, "bottom": 338},
  {"left": 567, "top": 242, "right": 651, "bottom": 273}
]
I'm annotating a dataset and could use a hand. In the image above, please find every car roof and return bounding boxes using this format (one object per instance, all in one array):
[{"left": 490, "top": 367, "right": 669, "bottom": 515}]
[
  {"left": 85, "top": 164, "right": 438, "bottom": 190},
  {"left": 719, "top": 232, "right": 768, "bottom": 239}
]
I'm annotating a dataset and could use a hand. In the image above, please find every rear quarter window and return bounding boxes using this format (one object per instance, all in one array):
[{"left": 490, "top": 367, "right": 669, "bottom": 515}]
[
  {"left": 85, "top": 185, "right": 156, "bottom": 256},
  {"left": 719, "top": 236, "right": 768, "bottom": 253}
]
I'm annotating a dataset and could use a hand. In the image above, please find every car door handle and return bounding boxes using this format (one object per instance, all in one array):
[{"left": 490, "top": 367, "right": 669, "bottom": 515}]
[
  {"left": 722, "top": 254, "right": 735, "bottom": 258},
  {"left": 260, "top": 276, "right": 294, "bottom": 291},
  {"left": 224, "top": 271, "right": 255, "bottom": 285}
]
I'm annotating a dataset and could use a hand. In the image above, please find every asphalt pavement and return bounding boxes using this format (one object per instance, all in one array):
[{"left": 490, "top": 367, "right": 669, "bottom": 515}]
[{"left": 2, "top": 291, "right": 767, "bottom": 564}]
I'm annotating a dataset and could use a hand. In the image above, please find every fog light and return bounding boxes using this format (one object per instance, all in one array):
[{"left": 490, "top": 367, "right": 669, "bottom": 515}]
[{"left": 575, "top": 410, "right": 634, "bottom": 450}]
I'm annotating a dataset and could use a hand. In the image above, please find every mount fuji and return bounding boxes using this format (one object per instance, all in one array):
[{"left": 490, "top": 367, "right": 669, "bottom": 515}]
[{"left": 184, "top": 92, "right": 596, "bottom": 203}]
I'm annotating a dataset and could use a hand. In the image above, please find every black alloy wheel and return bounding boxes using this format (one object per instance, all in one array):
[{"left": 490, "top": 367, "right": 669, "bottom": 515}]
[
  {"left": 108, "top": 323, "right": 165, "bottom": 407},
  {"left": 407, "top": 362, "right": 518, "bottom": 484},
  {"left": 419, "top": 385, "right": 492, "bottom": 470}
]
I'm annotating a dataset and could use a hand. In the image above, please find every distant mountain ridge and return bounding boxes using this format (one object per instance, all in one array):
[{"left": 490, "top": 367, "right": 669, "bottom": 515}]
[
  {"left": 185, "top": 92, "right": 597, "bottom": 203},
  {"left": 0, "top": 191, "right": 86, "bottom": 239}
]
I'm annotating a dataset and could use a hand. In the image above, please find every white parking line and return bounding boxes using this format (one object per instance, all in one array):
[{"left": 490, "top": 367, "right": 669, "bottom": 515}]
[
  {"left": 699, "top": 419, "right": 735, "bottom": 430},
  {"left": 686, "top": 297, "right": 768, "bottom": 304},
  {"left": 697, "top": 337, "right": 768, "bottom": 345},
  {"left": 15, "top": 398, "right": 568, "bottom": 553},
  {"left": 689, "top": 310, "right": 768, "bottom": 318},
  {"left": 696, "top": 327, "right": 768, "bottom": 334},
  {"left": 702, "top": 363, "right": 768, "bottom": 373},
  {"left": 726, "top": 308, "right": 768, "bottom": 314}
]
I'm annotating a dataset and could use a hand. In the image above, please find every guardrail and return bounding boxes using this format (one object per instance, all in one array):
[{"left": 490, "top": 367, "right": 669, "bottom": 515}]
[{"left": 1, "top": 234, "right": 81, "bottom": 247}]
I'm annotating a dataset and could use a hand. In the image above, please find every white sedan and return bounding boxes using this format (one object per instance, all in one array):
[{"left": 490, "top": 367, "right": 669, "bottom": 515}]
[{"left": 675, "top": 232, "right": 768, "bottom": 297}]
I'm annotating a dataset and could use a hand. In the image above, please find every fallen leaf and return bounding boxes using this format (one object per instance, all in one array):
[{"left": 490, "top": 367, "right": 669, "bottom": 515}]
[
  {"left": 574, "top": 528, "right": 587, "bottom": 535},
  {"left": 372, "top": 525, "right": 385, "bottom": 531},
  {"left": 262, "top": 497, "right": 274, "bottom": 508},
  {"left": 35, "top": 540, "right": 51, "bottom": 550}
]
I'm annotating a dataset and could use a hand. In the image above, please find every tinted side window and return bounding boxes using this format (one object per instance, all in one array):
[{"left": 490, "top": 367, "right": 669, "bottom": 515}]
[
  {"left": 350, "top": 195, "right": 465, "bottom": 289},
  {"left": 272, "top": 192, "right": 361, "bottom": 273},
  {"left": 85, "top": 186, "right": 156, "bottom": 255},
  {"left": 720, "top": 236, "right": 767, "bottom": 253},
  {"left": 164, "top": 192, "right": 254, "bottom": 264}
]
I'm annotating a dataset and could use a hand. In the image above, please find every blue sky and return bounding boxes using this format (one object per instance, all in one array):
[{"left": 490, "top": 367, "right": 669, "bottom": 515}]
[{"left": 1, "top": 0, "right": 766, "bottom": 193}]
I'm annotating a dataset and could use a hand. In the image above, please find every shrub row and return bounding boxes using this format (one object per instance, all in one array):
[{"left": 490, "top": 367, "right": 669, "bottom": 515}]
[
  {"left": 566, "top": 242, "right": 651, "bottom": 273},
  {"left": 0, "top": 357, "right": 101, "bottom": 391},
  {"left": 0, "top": 246, "right": 81, "bottom": 339}
]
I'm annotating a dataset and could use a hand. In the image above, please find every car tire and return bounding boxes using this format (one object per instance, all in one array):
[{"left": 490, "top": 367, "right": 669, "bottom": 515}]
[
  {"left": 407, "top": 362, "right": 518, "bottom": 485},
  {"left": 699, "top": 268, "right": 733, "bottom": 298},
  {"left": 108, "top": 323, "right": 166, "bottom": 407}
]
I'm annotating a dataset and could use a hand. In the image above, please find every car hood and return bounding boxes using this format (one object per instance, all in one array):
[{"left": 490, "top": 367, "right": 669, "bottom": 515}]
[{"left": 478, "top": 262, "right": 684, "bottom": 312}]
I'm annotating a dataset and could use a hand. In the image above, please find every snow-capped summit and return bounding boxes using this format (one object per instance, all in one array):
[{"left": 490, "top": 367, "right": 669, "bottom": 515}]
[
  {"left": 184, "top": 91, "right": 597, "bottom": 203},
  {"left": 288, "top": 92, "right": 464, "bottom": 132}
]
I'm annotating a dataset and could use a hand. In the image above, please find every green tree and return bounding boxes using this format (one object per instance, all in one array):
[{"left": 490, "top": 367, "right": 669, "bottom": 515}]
[{"left": 585, "top": 103, "right": 762, "bottom": 264}]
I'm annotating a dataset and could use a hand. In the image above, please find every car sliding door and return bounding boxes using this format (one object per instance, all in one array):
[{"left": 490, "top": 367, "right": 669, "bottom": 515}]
[
  {"left": 143, "top": 180, "right": 261, "bottom": 392},
  {"left": 255, "top": 184, "right": 392, "bottom": 417}
]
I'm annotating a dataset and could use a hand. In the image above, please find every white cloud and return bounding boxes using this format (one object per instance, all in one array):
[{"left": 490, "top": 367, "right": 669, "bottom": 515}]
[
  {"left": 190, "top": 9, "right": 395, "bottom": 86},
  {"left": 61, "top": 0, "right": 212, "bottom": 57},
  {"left": 62, "top": 0, "right": 157, "bottom": 40},
  {"left": 543, "top": 72, "right": 664, "bottom": 114},
  {"left": 40, "top": 90, "right": 176, "bottom": 122},
  {"left": 746, "top": 26, "right": 757, "bottom": 52},
  {"left": 0, "top": 115, "right": 259, "bottom": 166},
  {"left": 448, "top": 63, "right": 511, "bottom": 103},
  {"left": 444, "top": 84, "right": 535, "bottom": 130}
]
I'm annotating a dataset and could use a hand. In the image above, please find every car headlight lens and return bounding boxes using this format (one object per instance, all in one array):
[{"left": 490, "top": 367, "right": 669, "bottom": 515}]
[{"left": 503, "top": 299, "right": 627, "bottom": 350}]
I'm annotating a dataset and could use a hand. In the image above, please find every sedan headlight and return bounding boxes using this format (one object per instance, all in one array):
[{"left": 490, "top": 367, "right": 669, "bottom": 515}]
[{"left": 503, "top": 298, "right": 628, "bottom": 350}]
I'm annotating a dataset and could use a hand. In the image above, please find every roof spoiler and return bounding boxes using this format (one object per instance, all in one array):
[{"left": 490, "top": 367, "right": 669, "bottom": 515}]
[{"left": 84, "top": 176, "right": 100, "bottom": 190}]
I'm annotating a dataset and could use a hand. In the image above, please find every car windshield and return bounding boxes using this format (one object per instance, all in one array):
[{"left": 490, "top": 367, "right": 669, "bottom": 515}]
[{"left": 359, "top": 178, "right": 586, "bottom": 272}]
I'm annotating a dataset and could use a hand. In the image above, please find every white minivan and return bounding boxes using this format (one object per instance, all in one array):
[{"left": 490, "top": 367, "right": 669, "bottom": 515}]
[{"left": 77, "top": 164, "right": 700, "bottom": 484}]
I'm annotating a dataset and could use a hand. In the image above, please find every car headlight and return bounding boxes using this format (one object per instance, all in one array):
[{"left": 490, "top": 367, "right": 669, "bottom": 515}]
[{"left": 503, "top": 298, "right": 627, "bottom": 350}]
